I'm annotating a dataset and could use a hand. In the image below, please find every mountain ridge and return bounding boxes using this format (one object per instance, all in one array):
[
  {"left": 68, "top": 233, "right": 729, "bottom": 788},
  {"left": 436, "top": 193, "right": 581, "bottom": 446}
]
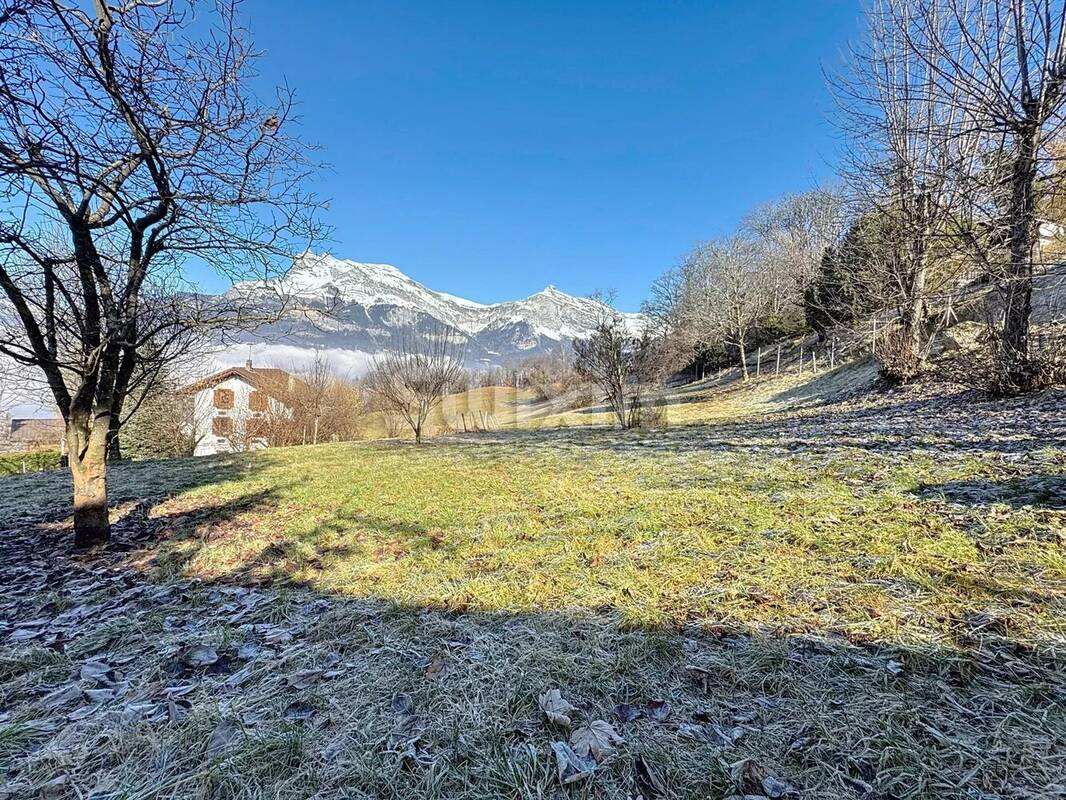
[{"left": 221, "top": 253, "right": 643, "bottom": 370}]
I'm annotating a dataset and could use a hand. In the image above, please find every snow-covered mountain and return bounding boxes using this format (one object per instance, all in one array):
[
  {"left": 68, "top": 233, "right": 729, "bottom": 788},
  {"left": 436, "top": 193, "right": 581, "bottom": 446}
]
[{"left": 221, "top": 253, "right": 643, "bottom": 371}]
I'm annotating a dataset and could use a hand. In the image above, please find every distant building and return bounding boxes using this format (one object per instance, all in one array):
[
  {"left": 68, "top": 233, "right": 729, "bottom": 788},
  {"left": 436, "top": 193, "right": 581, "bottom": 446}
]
[
  {"left": 181, "top": 361, "right": 303, "bottom": 457},
  {"left": 0, "top": 410, "right": 64, "bottom": 453}
]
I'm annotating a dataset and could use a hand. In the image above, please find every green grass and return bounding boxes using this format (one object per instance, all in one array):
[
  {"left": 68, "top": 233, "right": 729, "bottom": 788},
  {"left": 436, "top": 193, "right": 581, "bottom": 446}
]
[
  {"left": 141, "top": 434, "right": 1064, "bottom": 648},
  {"left": 2, "top": 377, "right": 1064, "bottom": 798},
  {"left": 0, "top": 449, "right": 60, "bottom": 477}
]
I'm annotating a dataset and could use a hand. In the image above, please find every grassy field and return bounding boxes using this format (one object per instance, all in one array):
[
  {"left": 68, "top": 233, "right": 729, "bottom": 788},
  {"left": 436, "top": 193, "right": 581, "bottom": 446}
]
[
  {"left": 1, "top": 376, "right": 1064, "bottom": 798},
  {"left": 356, "top": 385, "right": 534, "bottom": 439},
  {"left": 133, "top": 434, "right": 1065, "bottom": 647}
]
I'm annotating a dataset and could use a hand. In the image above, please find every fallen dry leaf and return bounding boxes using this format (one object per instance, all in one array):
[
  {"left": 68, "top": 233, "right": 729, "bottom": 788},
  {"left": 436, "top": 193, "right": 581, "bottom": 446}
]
[
  {"left": 180, "top": 644, "right": 219, "bottom": 669},
  {"left": 678, "top": 721, "right": 743, "bottom": 746},
  {"left": 205, "top": 719, "right": 238, "bottom": 759},
  {"left": 615, "top": 703, "right": 641, "bottom": 722},
  {"left": 284, "top": 701, "right": 316, "bottom": 722},
  {"left": 570, "top": 719, "right": 623, "bottom": 760},
  {"left": 424, "top": 652, "right": 447, "bottom": 678},
  {"left": 551, "top": 740, "right": 596, "bottom": 784},
  {"left": 632, "top": 753, "right": 666, "bottom": 799},
  {"left": 79, "top": 660, "right": 114, "bottom": 684},
  {"left": 391, "top": 693, "right": 414, "bottom": 715},
  {"left": 645, "top": 699, "right": 671, "bottom": 722},
  {"left": 744, "top": 761, "right": 794, "bottom": 798},
  {"left": 539, "top": 688, "right": 578, "bottom": 728},
  {"left": 284, "top": 668, "right": 323, "bottom": 690}
]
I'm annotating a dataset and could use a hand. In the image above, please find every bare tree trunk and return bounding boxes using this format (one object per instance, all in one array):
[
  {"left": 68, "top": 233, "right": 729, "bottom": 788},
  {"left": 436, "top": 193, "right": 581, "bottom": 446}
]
[
  {"left": 737, "top": 339, "right": 748, "bottom": 381},
  {"left": 1002, "top": 128, "right": 1039, "bottom": 374},
  {"left": 903, "top": 293, "right": 925, "bottom": 361},
  {"left": 66, "top": 418, "right": 111, "bottom": 548},
  {"left": 105, "top": 413, "right": 123, "bottom": 461},
  {"left": 105, "top": 345, "right": 135, "bottom": 462},
  {"left": 898, "top": 227, "right": 928, "bottom": 375}
]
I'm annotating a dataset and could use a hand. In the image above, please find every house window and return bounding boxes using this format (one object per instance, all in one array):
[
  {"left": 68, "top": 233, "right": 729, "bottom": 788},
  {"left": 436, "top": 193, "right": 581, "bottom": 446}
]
[
  {"left": 212, "top": 416, "right": 233, "bottom": 437},
  {"left": 213, "top": 388, "right": 234, "bottom": 409},
  {"left": 248, "top": 390, "right": 267, "bottom": 412}
]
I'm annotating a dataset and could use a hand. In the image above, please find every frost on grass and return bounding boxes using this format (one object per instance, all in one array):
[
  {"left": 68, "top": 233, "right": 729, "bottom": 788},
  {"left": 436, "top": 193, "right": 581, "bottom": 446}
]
[
  {"left": 1, "top": 512, "right": 1064, "bottom": 798},
  {"left": 0, "top": 386, "right": 1063, "bottom": 798}
]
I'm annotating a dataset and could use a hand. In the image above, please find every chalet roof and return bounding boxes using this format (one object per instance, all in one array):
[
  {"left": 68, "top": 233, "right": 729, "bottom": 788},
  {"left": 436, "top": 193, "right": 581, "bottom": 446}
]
[{"left": 180, "top": 364, "right": 305, "bottom": 397}]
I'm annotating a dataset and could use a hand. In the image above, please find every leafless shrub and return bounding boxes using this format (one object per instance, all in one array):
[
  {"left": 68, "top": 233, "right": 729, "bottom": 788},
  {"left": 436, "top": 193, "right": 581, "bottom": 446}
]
[
  {"left": 944, "top": 322, "right": 1066, "bottom": 395},
  {"left": 573, "top": 298, "right": 659, "bottom": 429},
  {"left": 519, "top": 348, "right": 588, "bottom": 402},
  {"left": 633, "top": 396, "right": 668, "bottom": 430},
  {"left": 874, "top": 326, "right": 928, "bottom": 384}
]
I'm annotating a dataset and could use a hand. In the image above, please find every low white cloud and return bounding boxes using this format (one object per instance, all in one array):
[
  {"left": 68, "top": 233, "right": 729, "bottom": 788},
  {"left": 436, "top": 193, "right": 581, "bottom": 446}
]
[{"left": 209, "top": 343, "right": 380, "bottom": 380}]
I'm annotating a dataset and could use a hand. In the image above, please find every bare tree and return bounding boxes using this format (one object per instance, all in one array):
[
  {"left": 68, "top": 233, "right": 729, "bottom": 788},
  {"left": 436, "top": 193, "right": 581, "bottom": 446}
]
[
  {"left": 890, "top": 0, "right": 1066, "bottom": 388},
  {"left": 681, "top": 237, "right": 770, "bottom": 380},
  {"left": 573, "top": 295, "right": 656, "bottom": 429},
  {"left": 0, "top": 1, "right": 324, "bottom": 545},
  {"left": 644, "top": 236, "right": 773, "bottom": 380},
  {"left": 833, "top": 0, "right": 982, "bottom": 381},
  {"left": 366, "top": 328, "right": 466, "bottom": 444},
  {"left": 642, "top": 265, "right": 700, "bottom": 375},
  {"left": 742, "top": 187, "right": 845, "bottom": 326}
]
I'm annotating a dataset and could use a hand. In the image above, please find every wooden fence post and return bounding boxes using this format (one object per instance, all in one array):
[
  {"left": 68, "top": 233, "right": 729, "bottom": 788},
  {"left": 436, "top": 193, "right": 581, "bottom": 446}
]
[
  {"left": 775, "top": 344, "right": 782, "bottom": 375},
  {"left": 756, "top": 347, "right": 762, "bottom": 376}
]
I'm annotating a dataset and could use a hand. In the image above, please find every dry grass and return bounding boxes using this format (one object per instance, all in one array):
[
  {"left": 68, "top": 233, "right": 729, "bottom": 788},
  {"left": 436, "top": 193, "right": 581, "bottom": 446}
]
[
  {"left": 1, "top": 554, "right": 1063, "bottom": 799},
  {"left": 1, "top": 371, "right": 1064, "bottom": 798},
  {"left": 357, "top": 386, "right": 534, "bottom": 440}
]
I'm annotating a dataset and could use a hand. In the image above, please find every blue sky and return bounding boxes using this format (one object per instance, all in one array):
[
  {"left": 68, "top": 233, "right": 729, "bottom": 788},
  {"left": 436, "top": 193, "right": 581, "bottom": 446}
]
[{"left": 221, "top": 0, "right": 861, "bottom": 310}]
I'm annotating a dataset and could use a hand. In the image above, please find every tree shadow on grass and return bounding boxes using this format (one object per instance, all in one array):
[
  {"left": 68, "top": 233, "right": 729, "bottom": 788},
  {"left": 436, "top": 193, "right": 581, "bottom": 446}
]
[
  {"left": 914, "top": 474, "right": 1066, "bottom": 510},
  {"left": 468, "top": 387, "right": 1065, "bottom": 457},
  {"left": 151, "top": 508, "right": 451, "bottom": 589},
  {"left": 2, "top": 418, "right": 1064, "bottom": 795},
  {"left": 0, "top": 405, "right": 1061, "bottom": 797},
  {"left": 1, "top": 492, "right": 1064, "bottom": 799},
  {"left": 0, "top": 451, "right": 273, "bottom": 542}
]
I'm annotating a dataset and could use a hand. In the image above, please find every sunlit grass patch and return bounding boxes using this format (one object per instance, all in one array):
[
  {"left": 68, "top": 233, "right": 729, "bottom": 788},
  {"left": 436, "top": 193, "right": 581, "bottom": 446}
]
[{"left": 145, "top": 436, "right": 1065, "bottom": 649}]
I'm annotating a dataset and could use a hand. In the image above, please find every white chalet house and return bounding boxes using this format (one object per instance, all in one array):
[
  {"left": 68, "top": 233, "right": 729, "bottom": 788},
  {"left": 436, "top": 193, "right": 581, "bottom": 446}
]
[{"left": 182, "top": 361, "right": 304, "bottom": 457}]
